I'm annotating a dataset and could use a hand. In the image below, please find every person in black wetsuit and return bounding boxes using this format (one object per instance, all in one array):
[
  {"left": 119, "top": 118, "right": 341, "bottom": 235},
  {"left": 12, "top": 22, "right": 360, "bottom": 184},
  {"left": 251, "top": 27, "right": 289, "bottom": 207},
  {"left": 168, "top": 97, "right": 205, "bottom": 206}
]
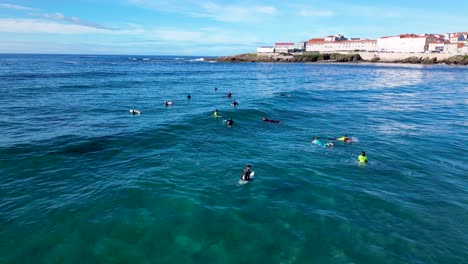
[
  {"left": 227, "top": 118, "right": 233, "bottom": 128},
  {"left": 187, "top": 93, "right": 191, "bottom": 99},
  {"left": 241, "top": 165, "right": 252, "bottom": 181},
  {"left": 226, "top": 91, "right": 232, "bottom": 98},
  {"left": 231, "top": 100, "right": 238, "bottom": 107},
  {"left": 262, "top": 117, "right": 280, "bottom": 123}
]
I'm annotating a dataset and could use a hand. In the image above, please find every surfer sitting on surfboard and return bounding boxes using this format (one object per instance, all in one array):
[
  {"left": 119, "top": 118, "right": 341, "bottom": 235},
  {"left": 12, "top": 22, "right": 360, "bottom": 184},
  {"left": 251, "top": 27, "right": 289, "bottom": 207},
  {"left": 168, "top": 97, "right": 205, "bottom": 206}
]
[
  {"left": 227, "top": 118, "right": 233, "bottom": 128},
  {"left": 241, "top": 165, "right": 252, "bottom": 181},
  {"left": 262, "top": 117, "right": 280, "bottom": 123},
  {"left": 214, "top": 109, "right": 219, "bottom": 117},
  {"left": 231, "top": 100, "right": 238, "bottom": 107},
  {"left": 226, "top": 91, "right": 232, "bottom": 98}
]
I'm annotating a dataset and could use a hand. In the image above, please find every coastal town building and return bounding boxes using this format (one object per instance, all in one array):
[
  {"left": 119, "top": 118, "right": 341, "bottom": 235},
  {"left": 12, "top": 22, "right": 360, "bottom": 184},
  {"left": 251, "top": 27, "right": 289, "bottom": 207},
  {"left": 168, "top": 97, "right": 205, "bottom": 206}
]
[
  {"left": 295, "top": 41, "right": 306, "bottom": 51},
  {"left": 257, "top": 31, "right": 468, "bottom": 56},
  {"left": 376, "top": 34, "right": 437, "bottom": 53},
  {"left": 445, "top": 43, "right": 466, "bottom": 54},
  {"left": 256, "top": 46, "right": 275, "bottom": 53},
  {"left": 306, "top": 38, "right": 377, "bottom": 53},
  {"left": 274, "top": 42, "right": 295, "bottom": 53},
  {"left": 428, "top": 41, "right": 447, "bottom": 53},
  {"left": 448, "top": 33, "right": 466, "bottom": 43}
]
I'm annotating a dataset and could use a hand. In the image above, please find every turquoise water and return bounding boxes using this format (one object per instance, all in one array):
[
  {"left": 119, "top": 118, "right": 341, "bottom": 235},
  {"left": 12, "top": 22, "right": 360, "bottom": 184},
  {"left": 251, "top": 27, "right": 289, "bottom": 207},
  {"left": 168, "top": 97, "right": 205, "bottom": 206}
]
[{"left": 0, "top": 54, "right": 467, "bottom": 263}]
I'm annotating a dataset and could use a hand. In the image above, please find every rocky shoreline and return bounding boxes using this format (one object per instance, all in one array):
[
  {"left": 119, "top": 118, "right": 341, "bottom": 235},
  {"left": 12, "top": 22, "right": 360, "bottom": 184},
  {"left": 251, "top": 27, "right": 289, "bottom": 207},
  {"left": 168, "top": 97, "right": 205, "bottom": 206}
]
[{"left": 206, "top": 53, "right": 468, "bottom": 65}]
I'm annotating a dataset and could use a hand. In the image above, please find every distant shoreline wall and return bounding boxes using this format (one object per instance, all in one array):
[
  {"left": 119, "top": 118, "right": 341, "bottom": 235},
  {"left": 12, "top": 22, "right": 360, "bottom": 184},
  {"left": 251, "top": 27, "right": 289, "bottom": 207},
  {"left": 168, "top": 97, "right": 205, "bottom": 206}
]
[{"left": 355, "top": 52, "right": 458, "bottom": 61}]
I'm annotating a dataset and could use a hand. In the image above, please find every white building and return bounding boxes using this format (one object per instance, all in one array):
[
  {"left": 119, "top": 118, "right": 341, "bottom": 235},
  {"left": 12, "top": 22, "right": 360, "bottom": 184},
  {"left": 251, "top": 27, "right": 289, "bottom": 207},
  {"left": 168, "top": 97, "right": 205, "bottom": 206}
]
[
  {"left": 428, "top": 42, "right": 446, "bottom": 52},
  {"left": 445, "top": 43, "right": 466, "bottom": 54},
  {"left": 377, "top": 34, "right": 437, "bottom": 53},
  {"left": 448, "top": 32, "right": 466, "bottom": 43},
  {"left": 295, "top": 41, "right": 306, "bottom": 51},
  {"left": 274, "top": 42, "right": 295, "bottom": 53},
  {"left": 256, "top": 46, "right": 275, "bottom": 53},
  {"left": 306, "top": 39, "right": 376, "bottom": 53}
]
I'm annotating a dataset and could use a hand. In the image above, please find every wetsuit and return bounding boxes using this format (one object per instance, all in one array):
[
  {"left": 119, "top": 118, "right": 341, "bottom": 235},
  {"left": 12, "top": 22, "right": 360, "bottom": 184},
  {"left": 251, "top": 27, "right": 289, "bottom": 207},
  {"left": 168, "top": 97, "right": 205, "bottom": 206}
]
[
  {"left": 263, "top": 118, "right": 280, "bottom": 123},
  {"left": 242, "top": 169, "right": 251, "bottom": 181},
  {"left": 313, "top": 139, "right": 327, "bottom": 147},
  {"left": 358, "top": 155, "right": 368, "bottom": 163},
  {"left": 214, "top": 111, "right": 219, "bottom": 117},
  {"left": 227, "top": 119, "right": 233, "bottom": 127},
  {"left": 337, "top": 136, "right": 352, "bottom": 142}
]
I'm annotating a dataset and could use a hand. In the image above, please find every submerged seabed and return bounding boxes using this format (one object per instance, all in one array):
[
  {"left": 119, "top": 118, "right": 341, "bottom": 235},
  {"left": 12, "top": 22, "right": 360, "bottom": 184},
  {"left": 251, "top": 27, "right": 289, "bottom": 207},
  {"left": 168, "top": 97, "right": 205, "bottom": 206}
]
[{"left": 0, "top": 54, "right": 467, "bottom": 264}]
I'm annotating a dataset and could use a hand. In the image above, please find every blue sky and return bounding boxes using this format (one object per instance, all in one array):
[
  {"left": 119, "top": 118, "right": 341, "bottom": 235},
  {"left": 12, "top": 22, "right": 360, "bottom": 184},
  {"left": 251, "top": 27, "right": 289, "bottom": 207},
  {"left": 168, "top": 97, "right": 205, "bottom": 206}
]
[{"left": 0, "top": 0, "right": 467, "bottom": 55}]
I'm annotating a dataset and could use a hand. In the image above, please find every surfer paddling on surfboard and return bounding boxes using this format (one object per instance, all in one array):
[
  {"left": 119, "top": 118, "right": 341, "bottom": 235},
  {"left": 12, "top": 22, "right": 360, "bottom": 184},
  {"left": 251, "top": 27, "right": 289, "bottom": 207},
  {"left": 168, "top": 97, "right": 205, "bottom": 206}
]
[
  {"left": 262, "top": 117, "right": 280, "bottom": 123},
  {"left": 336, "top": 135, "right": 352, "bottom": 143}
]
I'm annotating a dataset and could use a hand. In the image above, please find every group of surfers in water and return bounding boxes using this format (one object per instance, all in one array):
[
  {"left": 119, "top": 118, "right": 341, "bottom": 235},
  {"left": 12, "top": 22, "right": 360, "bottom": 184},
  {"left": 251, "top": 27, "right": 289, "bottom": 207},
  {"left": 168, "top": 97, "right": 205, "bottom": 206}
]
[
  {"left": 132, "top": 88, "right": 368, "bottom": 184},
  {"left": 312, "top": 135, "right": 368, "bottom": 164}
]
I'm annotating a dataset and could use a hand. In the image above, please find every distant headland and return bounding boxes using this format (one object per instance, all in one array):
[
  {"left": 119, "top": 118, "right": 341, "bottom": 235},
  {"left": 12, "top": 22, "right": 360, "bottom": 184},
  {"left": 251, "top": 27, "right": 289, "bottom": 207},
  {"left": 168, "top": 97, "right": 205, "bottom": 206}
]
[
  {"left": 206, "top": 52, "right": 468, "bottom": 65},
  {"left": 207, "top": 32, "right": 468, "bottom": 65}
]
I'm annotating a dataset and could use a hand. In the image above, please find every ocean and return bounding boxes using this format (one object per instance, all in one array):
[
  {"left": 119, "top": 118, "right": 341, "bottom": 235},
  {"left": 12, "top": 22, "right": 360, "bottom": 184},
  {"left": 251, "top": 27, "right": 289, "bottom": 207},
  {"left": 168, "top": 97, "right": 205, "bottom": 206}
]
[{"left": 0, "top": 54, "right": 467, "bottom": 263}]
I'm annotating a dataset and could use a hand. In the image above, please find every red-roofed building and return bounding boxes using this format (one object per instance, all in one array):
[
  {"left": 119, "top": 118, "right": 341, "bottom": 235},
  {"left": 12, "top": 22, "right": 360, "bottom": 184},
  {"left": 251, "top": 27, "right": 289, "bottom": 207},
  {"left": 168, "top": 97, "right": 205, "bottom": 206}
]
[
  {"left": 428, "top": 40, "right": 449, "bottom": 53},
  {"left": 449, "top": 32, "right": 466, "bottom": 43}
]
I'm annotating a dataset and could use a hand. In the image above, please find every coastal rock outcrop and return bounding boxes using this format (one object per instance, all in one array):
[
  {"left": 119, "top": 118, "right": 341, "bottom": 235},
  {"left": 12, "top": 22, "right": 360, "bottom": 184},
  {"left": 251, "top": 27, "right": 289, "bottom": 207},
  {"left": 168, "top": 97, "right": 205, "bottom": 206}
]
[
  {"left": 207, "top": 53, "right": 468, "bottom": 65},
  {"left": 440, "top": 55, "right": 468, "bottom": 65},
  {"left": 209, "top": 53, "right": 362, "bottom": 63}
]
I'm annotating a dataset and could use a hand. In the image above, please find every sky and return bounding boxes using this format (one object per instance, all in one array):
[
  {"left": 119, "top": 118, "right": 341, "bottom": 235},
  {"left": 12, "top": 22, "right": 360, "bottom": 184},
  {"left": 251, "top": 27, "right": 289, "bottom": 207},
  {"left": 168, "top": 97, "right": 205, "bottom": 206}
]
[{"left": 0, "top": 0, "right": 467, "bottom": 55}]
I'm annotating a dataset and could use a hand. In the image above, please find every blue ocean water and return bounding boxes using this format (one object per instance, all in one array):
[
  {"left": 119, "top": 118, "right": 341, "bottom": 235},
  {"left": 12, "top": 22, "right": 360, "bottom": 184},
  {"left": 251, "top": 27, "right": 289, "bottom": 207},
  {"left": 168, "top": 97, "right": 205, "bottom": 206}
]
[{"left": 0, "top": 54, "right": 467, "bottom": 263}]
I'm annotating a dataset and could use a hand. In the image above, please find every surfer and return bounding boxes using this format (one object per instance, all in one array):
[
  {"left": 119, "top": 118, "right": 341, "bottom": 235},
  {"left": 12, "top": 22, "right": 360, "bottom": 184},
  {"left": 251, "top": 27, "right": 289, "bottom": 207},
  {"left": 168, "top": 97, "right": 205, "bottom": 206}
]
[
  {"left": 187, "top": 93, "right": 191, "bottom": 99},
  {"left": 129, "top": 109, "right": 141, "bottom": 115},
  {"left": 214, "top": 109, "right": 219, "bottom": 117},
  {"left": 227, "top": 118, "right": 233, "bottom": 128},
  {"left": 279, "top": 92, "right": 286, "bottom": 96},
  {"left": 231, "top": 100, "right": 238, "bottom": 107},
  {"left": 164, "top": 101, "right": 173, "bottom": 106},
  {"left": 215, "top": 87, "right": 218, "bottom": 91},
  {"left": 226, "top": 91, "right": 232, "bottom": 98},
  {"left": 312, "top": 137, "right": 333, "bottom": 147},
  {"left": 241, "top": 165, "right": 252, "bottom": 181},
  {"left": 358, "top": 151, "right": 368, "bottom": 163},
  {"left": 336, "top": 135, "right": 351, "bottom": 142},
  {"left": 262, "top": 117, "right": 280, "bottom": 123}
]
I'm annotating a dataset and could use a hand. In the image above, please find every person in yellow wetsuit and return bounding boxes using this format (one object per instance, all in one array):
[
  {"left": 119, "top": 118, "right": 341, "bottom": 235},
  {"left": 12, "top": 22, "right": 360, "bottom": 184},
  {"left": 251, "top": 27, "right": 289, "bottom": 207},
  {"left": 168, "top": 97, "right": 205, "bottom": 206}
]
[
  {"left": 213, "top": 109, "right": 219, "bottom": 117},
  {"left": 337, "top": 135, "right": 351, "bottom": 142},
  {"left": 358, "top": 151, "right": 368, "bottom": 163}
]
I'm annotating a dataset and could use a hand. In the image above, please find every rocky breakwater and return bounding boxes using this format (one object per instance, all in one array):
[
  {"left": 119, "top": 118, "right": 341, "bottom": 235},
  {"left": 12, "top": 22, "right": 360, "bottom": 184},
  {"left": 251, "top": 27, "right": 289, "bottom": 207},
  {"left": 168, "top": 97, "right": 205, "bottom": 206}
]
[
  {"left": 208, "top": 53, "right": 362, "bottom": 63},
  {"left": 369, "top": 55, "right": 468, "bottom": 65}
]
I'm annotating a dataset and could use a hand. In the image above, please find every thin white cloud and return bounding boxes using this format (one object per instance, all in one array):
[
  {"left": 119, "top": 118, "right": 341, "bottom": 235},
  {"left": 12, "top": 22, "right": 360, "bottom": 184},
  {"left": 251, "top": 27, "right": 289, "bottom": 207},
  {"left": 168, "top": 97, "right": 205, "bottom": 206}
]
[
  {"left": 195, "top": 3, "right": 278, "bottom": 22},
  {"left": 299, "top": 9, "right": 334, "bottom": 17},
  {"left": 0, "top": 18, "right": 141, "bottom": 34},
  {"left": 39, "top": 12, "right": 118, "bottom": 30},
  {"left": 0, "top": 3, "right": 34, "bottom": 10},
  {"left": 127, "top": 0, "right": 278, "bottom": 23}
]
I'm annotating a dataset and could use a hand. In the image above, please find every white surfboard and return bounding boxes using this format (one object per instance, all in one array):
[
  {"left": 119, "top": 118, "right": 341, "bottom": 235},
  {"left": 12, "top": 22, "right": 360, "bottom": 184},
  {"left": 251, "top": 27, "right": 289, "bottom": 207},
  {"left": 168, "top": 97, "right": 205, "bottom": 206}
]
[{"left": 239, "top": 171, "right": 255, "bottom": 185}]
